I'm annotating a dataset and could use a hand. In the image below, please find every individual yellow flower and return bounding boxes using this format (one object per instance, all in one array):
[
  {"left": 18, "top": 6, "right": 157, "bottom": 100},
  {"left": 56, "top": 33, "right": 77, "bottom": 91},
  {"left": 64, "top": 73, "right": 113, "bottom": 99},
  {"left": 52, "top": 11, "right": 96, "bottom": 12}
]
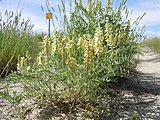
[
  {"left": 26, "top": 66, "right": 31, "bottom": 71},
  {"left": 66, "top": 56, "right": 77, "bottom": 69},
  {"left": 62, "top": 36, "right": 68, "bottom": 43}
]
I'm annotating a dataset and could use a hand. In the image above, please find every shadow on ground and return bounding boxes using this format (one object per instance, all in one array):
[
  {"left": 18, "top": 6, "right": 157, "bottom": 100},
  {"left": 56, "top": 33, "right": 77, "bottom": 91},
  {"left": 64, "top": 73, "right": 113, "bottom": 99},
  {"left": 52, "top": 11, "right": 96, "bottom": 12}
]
[{"left": 105, "top": 72, "right": 160, "bottom": 120}]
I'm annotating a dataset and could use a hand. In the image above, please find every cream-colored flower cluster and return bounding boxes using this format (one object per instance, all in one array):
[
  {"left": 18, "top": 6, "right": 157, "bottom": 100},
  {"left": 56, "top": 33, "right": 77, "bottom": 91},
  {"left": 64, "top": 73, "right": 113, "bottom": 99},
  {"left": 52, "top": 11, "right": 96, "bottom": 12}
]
[
  {"left": 78, "top": 0, "right": 82, "bottom": 6},
  {"left": 83, "top": 40, "right": 93, "bottom": 69},
  {"left": 77, "top": 30, "right": 105, "bottom": 68},
  {"left": 65, "top": 41, "right": 74, "bottom": 56},
  {"left": 17, "top": 51, "right": 31, "bottom": 72},
  {"left": 94, "top": 27, "right": 104, "bottom": 57},
  {"left": 36, "top": 24, "right": 123, "bottom": 69},
  {"left": 87, "top": 0, "right": 93, "bottom": 12},
  {"left": 84, "top": 35, "right": 93, "bottom": 67},
  {"left": 105, "top": 22, "right": 117, "bottom": 48},
  {"left": 42, "top": 35, "right": 52, "bottom": 62},
  {"left": 79, "top": 35, "right": 93, "bottom": 68},
  {"left": 37, "top": 51, "right": 44, "bottom": 65},
  {"left": 96, "top": 0, "right": 102, "bottom": 9},
  {"left": 52, "top": 31, "right": 61, "bottom": 54},
  {"left": 17, "top": 56, "right": 27, "bottom": 71},
  {"left": 106, "top": 0, "right": 111, "bottom": 8}
]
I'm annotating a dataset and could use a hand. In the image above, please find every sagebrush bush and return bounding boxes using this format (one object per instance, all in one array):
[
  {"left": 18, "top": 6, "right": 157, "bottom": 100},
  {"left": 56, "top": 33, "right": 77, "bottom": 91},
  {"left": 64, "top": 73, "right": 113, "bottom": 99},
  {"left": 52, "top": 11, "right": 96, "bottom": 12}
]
[{"left": 0, "top": 10, "right": 40, "bottom": 76}]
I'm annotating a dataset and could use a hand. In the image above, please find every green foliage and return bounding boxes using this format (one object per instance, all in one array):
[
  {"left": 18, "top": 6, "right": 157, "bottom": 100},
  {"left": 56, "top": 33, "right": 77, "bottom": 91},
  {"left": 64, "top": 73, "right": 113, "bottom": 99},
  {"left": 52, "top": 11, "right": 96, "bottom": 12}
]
[
  {"left": 46, "top": 0, "right": 145, "bottom": 79},
  {"left": 1, "top": 0, "right": 145, "bottom": 119},
  {"left": 0, "top": 10, "right": 40, "bottom": 76},
  {"left": 141, "top": 36, "right": 160, "bottom": 52}
]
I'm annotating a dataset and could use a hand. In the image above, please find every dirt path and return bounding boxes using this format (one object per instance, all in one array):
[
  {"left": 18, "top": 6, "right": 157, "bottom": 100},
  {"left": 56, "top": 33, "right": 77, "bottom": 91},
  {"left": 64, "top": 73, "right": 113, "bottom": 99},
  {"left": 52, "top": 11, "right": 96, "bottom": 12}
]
[{"left": 108, "top": 46, "right": 160, "bottom": 120}]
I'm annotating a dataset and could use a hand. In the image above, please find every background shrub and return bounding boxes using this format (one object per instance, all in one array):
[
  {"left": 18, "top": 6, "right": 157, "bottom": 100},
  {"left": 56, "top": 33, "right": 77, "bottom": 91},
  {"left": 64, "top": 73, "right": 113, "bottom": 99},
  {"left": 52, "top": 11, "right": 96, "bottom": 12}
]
[
  {"left": 140, "top": 37, "right": 160, "bottom": 53},
  {"left": 0, "top": 10, "right": 40, "bottom": 76}
]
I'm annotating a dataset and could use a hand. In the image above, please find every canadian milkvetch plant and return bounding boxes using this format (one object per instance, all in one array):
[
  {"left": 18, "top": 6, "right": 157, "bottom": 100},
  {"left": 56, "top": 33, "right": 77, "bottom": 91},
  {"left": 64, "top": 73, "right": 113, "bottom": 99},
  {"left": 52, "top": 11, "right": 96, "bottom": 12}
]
[
  {"left": 94, "top": 27, "right": 104, "bottom": 57},
  {"left": 3, "top": 0, "right": 145, "bottom": 118},
  {"left": 83, "top": 35, "right": 94, "bottom": 69}
]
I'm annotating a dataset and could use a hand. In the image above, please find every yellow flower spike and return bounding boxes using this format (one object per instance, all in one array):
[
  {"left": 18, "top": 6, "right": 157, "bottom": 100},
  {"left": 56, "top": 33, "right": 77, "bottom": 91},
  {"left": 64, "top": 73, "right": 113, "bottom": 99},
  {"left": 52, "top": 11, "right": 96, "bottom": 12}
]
[
  {"left": 53, "top": 31, "right": 61, "bottom": 41},
  {"left": 41, "top": 35, "right": 52, "bottom": 62},
  {"left": 37, "top": 52, "right": 44, "bottom": 65},
  {"left": 25, "top": 51, "right": 31, "bottom": 64},
  {"left": 106, "top": 0, "right": 111, "bottom": 8},
  {"left": 94, "top": 27, "right": 104, "bottom": 57},
  {"left": 83, "top": 40, "right": 93, "bottom": 69},
  {"left": 65, "top": 41, "right": 73, "bottom": 55},
  {"left": 108, "top": 34, "right": 114, "bottom": 46},
  {"left": 87, "top": 0, "right": 93, "bottom": 12},
  {"left": 96, "top": 0, "right": 102, "bottom": 8},
  {"left": 77, "top": 36, "right": 84, "bottom": 49},
  {"left": 114, "top": 34, "right": 118, "bottom": 45},
  {"left": 20, "top": 57, "right": 27, "bottom": 70},
  {"left": 78, "top": 0, "right": 82, "bottom": 6},
  {"left": 105, "top": 22, "right": 112, "bottom": 35},
  {"left": 52, "top": 31, "right": 63, "bottom": 54},
  {"left": 17, "top": 56, "right": 21, "bottom": 70},
  {"left": 51, "top": 40, "right": 57, "bottom": 54},
  {"left": 87, "top": 34, "right": 94, "bottom": 47}
]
